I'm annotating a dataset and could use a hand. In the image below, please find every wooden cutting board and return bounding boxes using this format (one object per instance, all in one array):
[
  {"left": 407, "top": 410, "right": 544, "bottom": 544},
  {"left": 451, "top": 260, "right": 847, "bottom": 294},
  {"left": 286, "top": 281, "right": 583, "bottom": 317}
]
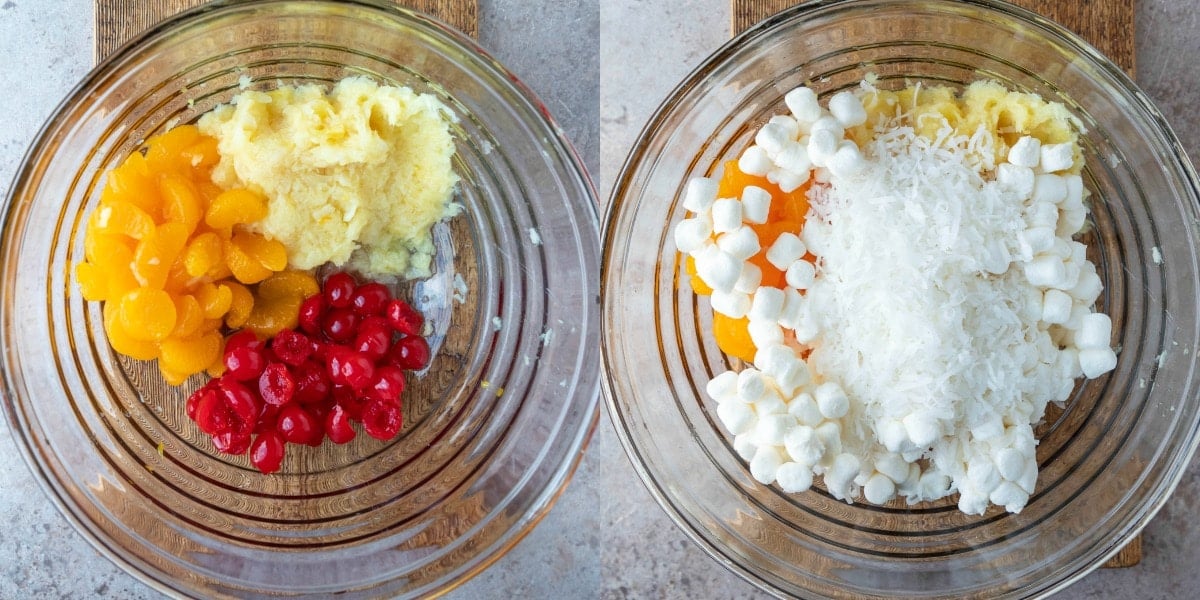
[{"left": 730, "top": 0, "right": 1140, "bottom": 569}]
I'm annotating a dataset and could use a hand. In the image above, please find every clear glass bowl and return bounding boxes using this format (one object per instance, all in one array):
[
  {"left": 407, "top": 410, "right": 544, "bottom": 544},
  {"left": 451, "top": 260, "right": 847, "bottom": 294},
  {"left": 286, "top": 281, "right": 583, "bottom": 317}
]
[
  {"left": 0, "top": 1, "right": 600, "bottom": 597},
  {"left": 602, "top": 1, "right": 1200, "bottom": 598}
]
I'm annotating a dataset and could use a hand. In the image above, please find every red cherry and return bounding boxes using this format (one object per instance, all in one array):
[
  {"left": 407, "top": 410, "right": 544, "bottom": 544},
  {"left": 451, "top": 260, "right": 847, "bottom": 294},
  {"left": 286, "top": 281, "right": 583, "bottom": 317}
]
[
  {"left": 250, "top": 431, "right": 286, "bottom": 474},
  {"left": 329, "top": 350, "right": 375, "bottom": 390},
  {"left": 271, "top": 329, "right": 313, "bottom": 366},
  {"left": 258, "top": 362, "right": 295, "bottom": 406},
  {"left": 194, "top": 388, "right": 230, "bottom": 435},
  {"left": 368, "top": 365, "right": 406, "bottom": 402},
  {"left": 353, "top": 316, "right": 392, "bottom": 361},
  {"left": 293, "top": 360, "right": 331, "bottom": 404},
  {"left": 277, "top": 404, "right": 321, "bottom": 446},
  {"left": 322, "top": 307, "right": 359, "bottom": 342},
  {"left": 351, "top": 282, "right": 391, "bottom": 316},
  {"left": 385, "top": 299, "right": 423, "bottom": 336},
  {"left": 224, "top": 344, "right": 266, "bottom": 381},
  {"left": 212, "top": 430, "right": 251, "bottom": 455},
  {"left": 324, "top": 272, "right": 357, "bottom": 308},
  {"left": 218, "top": 378, "right": 261, "bottom": 424},
  {"left": 298, "top": 294, "right": 324, "bottom": 335},
  {"left": 225, "top": 329, "right": 263, "bottom": 354},
  {"left": 362, "top": 397, "right": 403, "bottom": 440},
  {"left": 325, "top": 404, "right": 356, "bottom": 444},
  {"left": 254, "top": 404, "right": 280, "bottom": 434},
  {"left": 390, "top": 335, "right": 431, "bottom": 371}
]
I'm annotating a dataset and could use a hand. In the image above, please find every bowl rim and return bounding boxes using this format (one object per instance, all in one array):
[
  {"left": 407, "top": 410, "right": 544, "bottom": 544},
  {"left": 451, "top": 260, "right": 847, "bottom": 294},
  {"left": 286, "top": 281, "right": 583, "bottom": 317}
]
[
  {"left": 600, "top": 0, "right": 1200, "bottom": 597},
  {"left": 1, "top": 0, "right": 602, "bottom": 596}
]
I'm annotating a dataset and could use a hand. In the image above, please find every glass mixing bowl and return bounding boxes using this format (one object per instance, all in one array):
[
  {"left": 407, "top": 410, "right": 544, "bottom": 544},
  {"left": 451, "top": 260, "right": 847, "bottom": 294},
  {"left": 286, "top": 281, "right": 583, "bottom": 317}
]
[
  {"left": 602, "top": 0, "right": 1200, "bottom": 598},
  {"left": 0, "top": 1, "right": 600, "bottom": 597}
]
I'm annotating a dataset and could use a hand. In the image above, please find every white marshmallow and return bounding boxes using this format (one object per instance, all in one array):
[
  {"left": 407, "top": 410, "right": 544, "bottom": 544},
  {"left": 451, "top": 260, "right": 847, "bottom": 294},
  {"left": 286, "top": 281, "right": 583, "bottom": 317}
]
[
  {"left": 996, "top": 163, "right": 1035, "bottom": 198},
  {"left": 734, "top": 261, "right": 762, "bottom": 294},
  {"left": 776, "top": 462, "right": 815, "bottom": 493},
  {"left": 1032, "top": 173, "right": 1067, "bottom": 204},
  {"left": 1024, "top": 255, "right": 1067, "bottom": 288},
  {"left": 683, "top": 177, "right": 718, "bottom": 213},
  {"left": 1041, "top": 289, "right": 1072, "bottom": 324},
  {"left": 738, "top": 145, "right": 773, "bottom": 176},
  {"left": 826, "top": 453, "right": 862, "bottom": 499},
  {"left": 1064, "top": 174, "right": 1084, "bottom": 207},
  {"left": 706, "top": 371, "right": 739, "bottom": 403},
  {"left": 1070, "top": 268, "right": 1102, "bottom": 304},
  {"left": 863, "top": 472, "right": 897, "bottom": 504},
  {"left": 879, "top": 419, "right": 909, "bottom": 453},
  {"left": 755, "top": 413, "right": 796, "bottom": 446},
  {"left": 717, "top": 225, "right": 760, "bottom": 261},
  {"left": 1040, "top": 142, "right": 1075, "bottom": 172},
  {"left": 990, "top": 481, "right": 1029, "bottom": 513},
  {"left": 766, "top": 233, "right": 807, "bottom": 271},
  {"left": 748, "top": 319, "right": 784, "bottom": 349},
  {"left": 756, "top": 387, "right": 788, "bottom": 415},
  {"left": 916, "top": 470, "right": 952, "bottom": 502},
  {"left": 784, "top": 425, "right": 824, "bottom": 465},
  {"left": 710, "top": 198, "right": 742, "bottom": 234},
  {"left": 1079, "top": 347, "right": 1117, "bottom": 378},
  {"left": 709, "top": 288, "right": 751, "bottom": 318},
  {"left": 767, "top": 114, "right": 802, "bottom": 140},
  {"left": 967, "top": 455, "right": 1001, "bottom": 493},
  {"left": 755, "top": 122, "right": 791, "bottom": 156},
  {"left": 828, "top": 90, "right": 868, "bottom": 127},
  {"left": 1057, "top": 208, "right": 1087, "bottom": 237},
  {"left": 957, "top": 484, "right": 990, "bottom": 516},
  {"left": 736, "top": 368, "right": 767, "bottom": 401},
  {"left": 777, "top": 288, "right": 804, "bottom": 330},
  {"left": 785, "top": 259, "right": 816, "bottom": 290},
  {"left": 1027, "top": 201, "right": 1059, "bottom": 228},
  {"left": 994, "top": 448, "right": 1026, "bottom": 481},
  {"left": 771, "top": 168, "right": 809, "bottom": 193},
  {"left": 807, "top": 128, "right": 839, "bottom": 168},
  {"left": 970, "top": 417, "right": 1004, "bottom": 442},
  {"left": 1016, "top": 460, "right": 1039, "bottom": 494},
  {"left": 788, "top": 393, "right": 824, "bottom": 427},
  {"left": 810, "top": 115, "right": 844, "bottom": 139},
  {"left": 814, "top": 421, "right": 843, "bottom": 462},
  {"left": 874, "top": 452, "right": 911, "bottom": 484},
  {"left": 1076, "top": 313, "right": 1112, "bottom": 349},
  {"left": 814, "top": 382, "right": 849, "bottom": 419},
  {"left": 733, "top": 434, "right": 758, "bottom": 460},
  {"left": 694, "top": 246, "right": 742, "bottom": 293},
  {"left": 740, "top": 186, "right": 772, "bottom": 224},
  {"left": 784, "top": 86, "right": 822, "bottom": 124},
  {"left": 902, "top": 413, "right": 940, "bottom": 447},
  {"left": 1007, "top": 136, "right": 1042, "bottom": 168},
  {"left": 750, "top": 445, "right": 785, "bottom": 484},
  {"left": 749, "top": 286, "right": 785, "bottom": 322},
  {"left": 755, "top": 343, "right": 796, "bottom": 378},
  {"left": 1019, "top": 226, "right": 1056, "bottom": 255},
  {"left": 717, "top": 400, "right": 757, "bottom": 435},
  {"left": 673, "top": 216, "right": 712, "bottom": 254},
  {"left": 827, "top": 141, "right": 868, "bottom": 179},
  {"left": 774, "top": 141, "right": 813, "bottom": 177}
]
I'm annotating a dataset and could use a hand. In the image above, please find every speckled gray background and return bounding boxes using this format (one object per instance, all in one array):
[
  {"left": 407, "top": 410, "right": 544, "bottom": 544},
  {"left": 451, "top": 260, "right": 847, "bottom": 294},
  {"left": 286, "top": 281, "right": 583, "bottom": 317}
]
[{"left": 3, "top": 0, "right": 1200, "bottom": 598}]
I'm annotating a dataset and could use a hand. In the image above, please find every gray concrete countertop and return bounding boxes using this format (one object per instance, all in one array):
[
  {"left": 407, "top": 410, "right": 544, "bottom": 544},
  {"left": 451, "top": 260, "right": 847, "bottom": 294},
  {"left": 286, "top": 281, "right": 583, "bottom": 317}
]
[{"left": 2, "top": 0, "right": 1200, "bottom": 598}]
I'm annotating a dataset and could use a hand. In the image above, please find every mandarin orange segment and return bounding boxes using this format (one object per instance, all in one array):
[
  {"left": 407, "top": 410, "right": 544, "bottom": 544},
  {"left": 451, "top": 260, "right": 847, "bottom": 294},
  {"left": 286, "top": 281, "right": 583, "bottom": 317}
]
[
  {"left": 90, "top": 243, "right": 140, "bottom": 300},
  {"left": 132, "top": 221, "right": 188, "bottom": 289},
  {"left": 91, "top": 202, "right": 155, "bottom": 241},
  {"left": 158, "top": 329, "right": 222, "bottom": 377},
  {"left": 144, "top": 124, "right": 201, "bottom": 172},
  {"left": 180, "top": 135, "right": 220, "bottom": 171},
  {"left": 232, "top": 230, "right": 288, "bottom": 272},
  {"left": 223, "top": 282, "right": 254, "bottom": 329},
  {"left": 242, "top": 294, "right": 303, "bottom": 339},
  {"left": 195, "top": 282, "right": 233, "bottom": 320},
  {"left": 257, "top": 269, "right": 319, "bottom": 302},
  {"left": 103, "top": 301, "right": 160, "bottom": 361},
  {"left": 183, "top": 232, "right": 224, "bottom": 279},
  {"left": 713, "top": 312, "right": 756, "bottom": 364},
  {"left": 83, "top": 230, "right": 134, "bottom": 265},
  {"left": 117, "top": 287, "right": 178, "bottom": 342},
  {"left": 75, "top": 262, "right": 108, "bottom": 302},
  {"left": 206, "top": 189, "right": 268, "bottom": 229},
  {"left": 685, "top": 255, "right": 713, "bottom": 296},
  {"left": 100, "top": 153, "right": 161, "bottom": 218},
  {"left": 224, "top": 236, "right": 273, "bottom": 284},
  {"left": 171, "top": 294, "right": 204, "bottom": 338},
  {"left": 717, "top": 159, "right": 775, "bottom": 199},
  {"left": 160, "top": 174, "right": 203, "bottom": 235}
]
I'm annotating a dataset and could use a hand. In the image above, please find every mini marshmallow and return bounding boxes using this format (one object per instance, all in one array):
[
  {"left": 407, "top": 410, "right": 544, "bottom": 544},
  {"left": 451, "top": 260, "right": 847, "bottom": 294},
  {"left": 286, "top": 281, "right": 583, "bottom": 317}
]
[
  {"left": 755, "top": 413, "right": 796, "bottom": 446},
  {"left": 736, "top": 368, "right": 767, "bottom": 401},
  {"left": 827, "top": 140, "right": 868, "bottom": 179},
  {"left": 766, "top": 233, "right": 807, "bottom": 271},
  {"left": 967, "top": 455, "right": 1001, "bottom": 493},
  {"left": 771, "top": 168, "right": 809, "bottom": 193},
  {"left": 1049, "top": 237, "right": 1072, "bottom": 259},
  {"left": 1007, "top": 136, "right": 1042, "bottom": 168},
  {"left": 990, "top": 481, "right": 1029, "bottom": 513},
  {"left": 994, "top": 448, "right": 1026, "bottom": 481},
  {"left": 749, "top": 286, "right": 786, "bottom": 322},
  {"left": 874, "top": 452, "right": 911, "bottom": 484},
  {"left": 755, "top": 122, "right": 791, "bottom": 156},
  {"left": 863, "top": 472, "right": 897, "bottom": 504},
  {"left": 710, "top": 198, "right": 742, "bottom": 234},
  {"left": 916, "top": 470, "right": 953, "bottom": 502},
  {"left": 733, "top": 434, "right": 758, "bottom": 460},
  {"left": 755, "top": 343, "right": 797, "bottom": 378},
  {"left": 717, "top": 400, "right": 757, "bottom": 435},
  {"left": 826, "top": 453, "right": 862, "bottom": 499},
  {"left": 1019, "top": 226, "right": 1056, "bottom": 255},
  {"left": 957, "top": 484, "right": 990, "bottom": 516},
  {"left": 739, "top": 145, "right": 773, "bottom": 176},
  {"left": 1041, "top": 288, "right": 1072, "bottom": 324},
  {"left": 706, "top": 371, "right": 739, "bottom": 403},
  {"left": 767, "top": 114, "right": 802, "bottom": 140},
  {"left": 1079, "top": 347, "right": 1117, "bottom": 378},
  {"left": 776, "top": 462, "right": 815, "bottom": 493},
  {"left": 784, "top": 425, "right": 824, "bottom": 465},
  {"left": 1057, "top": 208, "right": 1087, "bottom": 238},
  {"left": 716, "top": 225, "right": 760, "bottom": 261},
  {"left": 1031, "top": 173, "right": 1067, "bottom": 204},
  {"left": 902, "top": 412, "right": 940, "bottom": 447},
  {"left": 814, "top": 382, "right": 849, "bottom": 419},
  {"left": 810, "top": 115, "right": 844, "bottom": 139},
  {"left": 748, "top": 319, "right": 785, "bottom": 349},
  {"left": 756, "top": 387, "right": 788, "bottom": 415},
  {"left": 815, "top": 421, "right": 843, "bottom": 461},
  {"left": 683, "top": 177, "right": 718, "bottom": 213},
  {"left": 734, "top": 262, "right": 763, "bottom": 294},
  {"left": 774, "top": 141, "right": 813, "bottom": 176},
  {"left": 1016, "top": 460, "right": 1038, "bottom": 494},
  {"left": 1065, "top": 174, "right": 1084, "bottom": 206},
  {"left": 694, "top": 247, "right": 742, "bottom": 292},
  {"left": 828, "top": 90, "right": 868, "bottom": 127},
  {"left": 784, "top": 86, "right": 822, "bottom": 124},
  {"left": 709, "top": 289, "right": 751, "bottom": 318},
  {"left": 777, "top": 288, "right": 804, "bottom": 330},
  {"left": 1040, "top": 142, "right": 1075, "bottom": 172},
  {"left": 879, "top": 419, "right": 909, "bottom": 453},
  {"left": 788, "top": 393, "right": 824, "bottom": 427},
  {"left": 1070, "top": 268, "right": 1102, "bottom": 304},
  {"left": 996, "top": 163, "right": 1035, "bottom": 198},
  {"left": 1076, "top": 313, "right": 1112, "bottom": 349},
  {"left": 785, "top": 259, "right": 816, "bottom": 290},
  {"left": 971, "top": 418, "right": 1004, "bottom": 444},
  {"left": 740, "top": 186, "right": 772, "bottom": 224},
  {"left": 673, "top": 216, "right": 712, "bottom": 253},
  {"left": 1024, "top": 255, "right": 1067, "bottom": 288},
  {"left": 750, "top": 445, "right": 785, "bottom": 484},
  {"left": 807, "top": 128, "right": 839, "bottom": 168}
]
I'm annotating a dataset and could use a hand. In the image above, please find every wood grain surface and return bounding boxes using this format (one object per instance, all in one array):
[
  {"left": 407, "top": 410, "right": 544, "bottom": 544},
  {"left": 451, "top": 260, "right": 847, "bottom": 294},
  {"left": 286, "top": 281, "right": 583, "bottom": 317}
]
[
  {"left": 730, "top": 0, "right": 1141, "bottom": 570},
  {"left": 94, "top": 0, "right": 478, "bottom": 60}
]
